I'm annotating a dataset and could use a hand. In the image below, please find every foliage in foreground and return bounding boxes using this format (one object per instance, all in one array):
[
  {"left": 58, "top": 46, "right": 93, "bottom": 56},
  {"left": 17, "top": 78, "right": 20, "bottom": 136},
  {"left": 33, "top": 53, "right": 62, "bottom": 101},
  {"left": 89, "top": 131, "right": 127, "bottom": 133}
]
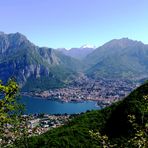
[
  {"left": 0, "top": 79, "right": 28, "bottom": 147},
  {"left": 90, "top": 114, "right": 148, "bottom": 148}
]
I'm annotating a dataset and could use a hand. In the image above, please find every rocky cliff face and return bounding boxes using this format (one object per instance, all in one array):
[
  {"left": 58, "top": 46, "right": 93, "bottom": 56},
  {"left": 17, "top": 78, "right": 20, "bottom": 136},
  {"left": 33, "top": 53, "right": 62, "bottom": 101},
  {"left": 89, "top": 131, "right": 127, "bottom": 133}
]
[{"left": 0, "top": 32, "right": 79, "bottom": 90}]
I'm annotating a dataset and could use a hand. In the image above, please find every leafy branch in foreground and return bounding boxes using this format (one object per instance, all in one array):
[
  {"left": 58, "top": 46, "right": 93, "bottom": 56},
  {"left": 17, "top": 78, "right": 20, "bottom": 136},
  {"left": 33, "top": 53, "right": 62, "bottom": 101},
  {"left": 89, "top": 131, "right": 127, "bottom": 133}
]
[
  {"left": 89, "top": 114, "right": 148, "bottom": 148},
  {"left": 127, "top": 114, "right": 148, "bottom": 148},
  {"left": 89, "top": 130, "right": 116, "bottom": 148},
  {"left": 89, "top": 96, "right": 148, "bottom": 148},
  {"left": 0, "top": 79, "right": 25, "bottom": 147}
]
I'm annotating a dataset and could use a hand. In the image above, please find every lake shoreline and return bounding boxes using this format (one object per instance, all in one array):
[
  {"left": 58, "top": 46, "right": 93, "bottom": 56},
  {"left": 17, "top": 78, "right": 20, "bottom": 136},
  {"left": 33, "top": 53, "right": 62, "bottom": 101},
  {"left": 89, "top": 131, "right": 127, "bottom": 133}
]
[
  {"left": 21, "top": 92, "right": 101, "bottom": 103},
  {"left": 22, "top": 93, "right": 87, "bottom": 103},
  {"left": 21, "top": 96, "right": 100, "bottom": 115},
  {"left": 21, "top": 92, "right": 116, "bottom": 106}
]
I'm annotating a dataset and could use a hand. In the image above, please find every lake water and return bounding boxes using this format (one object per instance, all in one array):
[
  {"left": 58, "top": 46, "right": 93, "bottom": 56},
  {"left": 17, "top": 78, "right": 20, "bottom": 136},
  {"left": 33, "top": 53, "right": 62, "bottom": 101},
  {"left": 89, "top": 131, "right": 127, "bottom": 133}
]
[{"left": 21, "top": 96, "right": 100, "bottom": 114}]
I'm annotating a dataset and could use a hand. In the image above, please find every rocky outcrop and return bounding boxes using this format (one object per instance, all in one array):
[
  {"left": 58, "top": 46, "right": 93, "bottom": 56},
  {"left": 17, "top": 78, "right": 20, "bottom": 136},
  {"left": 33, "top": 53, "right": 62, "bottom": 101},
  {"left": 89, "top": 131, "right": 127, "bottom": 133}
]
[{"left": 0, "top": 32, "right": 79, "bottom": 90}]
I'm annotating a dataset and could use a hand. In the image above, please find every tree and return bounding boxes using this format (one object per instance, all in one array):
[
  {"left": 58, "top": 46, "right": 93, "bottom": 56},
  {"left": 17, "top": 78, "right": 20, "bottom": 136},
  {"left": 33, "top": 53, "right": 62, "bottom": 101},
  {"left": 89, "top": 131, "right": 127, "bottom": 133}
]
[
  {"left": 127, "top": 114, "right": 148, "bottom": 148},
  {"left": 89, "top": 94, "right": 148, "bottom": 148},
  {"left": 0, "top": 79, "right": 24, "bottom": 147},
  {"left": 89, "top": 130, "right": 116, "bottom": 148}
]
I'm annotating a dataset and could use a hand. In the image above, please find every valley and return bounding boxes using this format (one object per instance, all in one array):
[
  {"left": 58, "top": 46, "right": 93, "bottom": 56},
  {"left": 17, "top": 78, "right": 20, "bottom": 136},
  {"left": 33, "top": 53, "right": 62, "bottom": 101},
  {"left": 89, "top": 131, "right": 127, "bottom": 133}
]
[
  {"left": 22, "top": 75, "right": 139, "bottom": 107},
  {"left": 0, "top": 32, "right": 148, "bottom": 107},
  {"left": 1, "top": 1, "right": 148, "bottom": 147}
]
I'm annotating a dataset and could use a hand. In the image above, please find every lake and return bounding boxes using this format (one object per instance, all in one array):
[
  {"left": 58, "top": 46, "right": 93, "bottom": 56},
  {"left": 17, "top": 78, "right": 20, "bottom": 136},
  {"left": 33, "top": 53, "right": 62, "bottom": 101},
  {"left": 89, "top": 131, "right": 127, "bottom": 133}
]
[{"left": 21, "top": 96, "right": 100, "bottom": 114}]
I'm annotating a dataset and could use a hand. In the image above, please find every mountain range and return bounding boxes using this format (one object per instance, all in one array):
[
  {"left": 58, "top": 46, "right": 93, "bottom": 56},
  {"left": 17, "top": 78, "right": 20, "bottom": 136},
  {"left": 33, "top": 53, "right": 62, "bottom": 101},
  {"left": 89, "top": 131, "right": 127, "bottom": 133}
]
[
  {"left": 0, "top": 32, "right": 148, "bottom": 91},
  {"left": 84, "top": 38, "right": 148, "bottom": 80},
  {"left": 57, "top": 45, "right": 95, "bottom": 60}
]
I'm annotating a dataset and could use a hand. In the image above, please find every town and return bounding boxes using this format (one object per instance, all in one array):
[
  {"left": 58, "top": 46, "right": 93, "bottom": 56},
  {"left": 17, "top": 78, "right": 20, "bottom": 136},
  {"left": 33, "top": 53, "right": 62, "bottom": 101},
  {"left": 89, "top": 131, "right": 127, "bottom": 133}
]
[
  {"left": 23, "top": 75, "right": 140, "bottom": 106},
  {"left": 26, "top": 114, "right": 71, "bottom": 135},
  {"left": 2, "top": 114, "right": 72, "bottom": 145}
]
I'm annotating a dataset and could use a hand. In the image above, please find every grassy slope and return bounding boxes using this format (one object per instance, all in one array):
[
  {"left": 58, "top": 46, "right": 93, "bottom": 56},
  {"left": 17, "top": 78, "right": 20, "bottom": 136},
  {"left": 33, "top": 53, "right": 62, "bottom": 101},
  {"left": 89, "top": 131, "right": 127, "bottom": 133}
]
[{"left": 19, "top": 82, "right": 148, "bottom": 147}]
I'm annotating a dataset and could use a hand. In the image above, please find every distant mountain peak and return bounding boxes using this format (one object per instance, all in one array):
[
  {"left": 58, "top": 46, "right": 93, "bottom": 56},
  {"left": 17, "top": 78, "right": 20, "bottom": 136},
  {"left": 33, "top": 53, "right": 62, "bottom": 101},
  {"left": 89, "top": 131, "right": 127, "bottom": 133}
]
[
  {"left": 56, "top": 46, "right": 95, "bottom": 60},
  {"left": 9, "top": 32, "right": 28, "bottom": 40},
  {"left": 103, "top": 37, "right": 143, "bottom": 49},
  {"left": 81, "top": 44, "right": 96, "bottom": 49},
  {"left": 84, "top": 37, "right": 148, "bottom": 80},
  {"left": 0, "top": 31, "right": 5, "bottom": 35},
  {"left": 0, "top": 32, "right": 81, "bottom": 90},
  {"left": 119, "top": 37, "right": 143, "bottom": 42},
  {"left": 0, "top": 32, "right": 25, "bottom": 37}
]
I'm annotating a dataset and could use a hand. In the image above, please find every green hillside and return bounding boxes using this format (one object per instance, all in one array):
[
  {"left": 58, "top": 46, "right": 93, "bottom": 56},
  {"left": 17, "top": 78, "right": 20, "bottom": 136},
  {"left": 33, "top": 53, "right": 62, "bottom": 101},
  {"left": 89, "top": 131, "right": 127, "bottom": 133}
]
[
  {"left": 84, "top": 38, "right": 148, "bottom": 80},
  {"left": 17, "top": 81, "right": 148, "bottom": 147}
]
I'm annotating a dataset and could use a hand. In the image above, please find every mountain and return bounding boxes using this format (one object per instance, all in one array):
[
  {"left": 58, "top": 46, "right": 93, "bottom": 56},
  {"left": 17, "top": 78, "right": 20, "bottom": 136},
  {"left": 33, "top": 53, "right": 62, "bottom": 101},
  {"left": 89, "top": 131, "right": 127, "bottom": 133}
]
[
  {"left": 84, "top": 38, "right": 148, "bottom": 80},
  {"left": 23, "top": 81, "right": 148, "bottom": 147},
  {"left": 1, "top": 33, "right": 148, "bottom": 91},
  {"left": 0, "top": 32, "right": 81, "bottom": 91},
  {"left": 57, "top": 45, "right": 95, "bottom": 60}
]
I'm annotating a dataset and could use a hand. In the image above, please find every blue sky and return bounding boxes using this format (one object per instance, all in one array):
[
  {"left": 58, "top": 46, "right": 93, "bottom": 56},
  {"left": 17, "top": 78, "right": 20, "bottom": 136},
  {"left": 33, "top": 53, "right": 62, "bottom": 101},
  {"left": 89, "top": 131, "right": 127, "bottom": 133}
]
[{"left": 0, "top": 0, "right": 148, "bottom": 48}]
